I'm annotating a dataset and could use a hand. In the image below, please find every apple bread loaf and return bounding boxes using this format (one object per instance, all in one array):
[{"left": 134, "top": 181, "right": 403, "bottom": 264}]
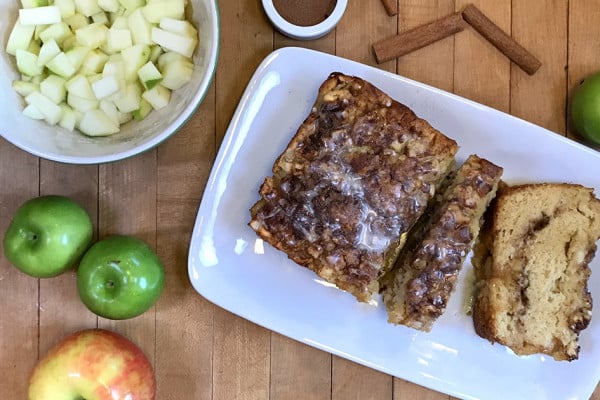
[
  {"left": 472, "top": 183, "right": 600, "bottom": 361},
  {"left": 249, "top": 72, "right": 458, "bottom": 302},
  {"left": 381, "top": 154, "right": 503, "bottom": 331}
]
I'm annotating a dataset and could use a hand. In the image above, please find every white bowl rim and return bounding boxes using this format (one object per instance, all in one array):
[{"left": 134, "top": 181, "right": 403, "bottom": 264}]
[
  {"left": 261, "top": 0, "right": 348, "bottom": 40},
  {"left": 1, "top": 0, "right": 221, "bottom": 165}
]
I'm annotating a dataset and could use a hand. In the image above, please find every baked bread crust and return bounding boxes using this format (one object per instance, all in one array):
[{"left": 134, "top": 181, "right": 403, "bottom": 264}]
[
  {"left": 249, "top": 72, "right": 458, "bottom": 302},
  {"left": 472, "top": 183, "right": 600, "bottom": 361},
  {"left": 382, "top": 154, "right": 503, "bottom": 331}
]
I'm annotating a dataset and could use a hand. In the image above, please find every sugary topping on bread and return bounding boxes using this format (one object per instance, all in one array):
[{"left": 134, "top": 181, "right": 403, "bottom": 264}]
[
  {"left": 383, "top": 154, "right": 502, "bottom": 330},
  {"left": 250, "top": 72, "right": 458, "bottom": 302}
]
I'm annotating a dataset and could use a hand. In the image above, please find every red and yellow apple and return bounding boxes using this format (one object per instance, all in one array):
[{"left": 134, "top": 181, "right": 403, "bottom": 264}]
[{"left": 28, "top": 329, "right": 155, "bottom": 400}]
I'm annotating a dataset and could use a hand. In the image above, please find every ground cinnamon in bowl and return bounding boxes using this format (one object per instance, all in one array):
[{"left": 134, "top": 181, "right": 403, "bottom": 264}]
[{"left": 272, "top": 0, "right": 337, "bottom": 27}]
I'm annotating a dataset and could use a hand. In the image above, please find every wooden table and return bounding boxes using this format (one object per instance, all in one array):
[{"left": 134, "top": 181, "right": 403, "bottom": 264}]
[{"left": 2, "top": 1, "right": 600, "bottom": 399}]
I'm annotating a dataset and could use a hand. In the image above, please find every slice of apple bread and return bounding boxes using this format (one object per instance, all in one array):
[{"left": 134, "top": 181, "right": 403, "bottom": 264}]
[{"left": 249, "top": 72, "right": 458, "bottom": 302}]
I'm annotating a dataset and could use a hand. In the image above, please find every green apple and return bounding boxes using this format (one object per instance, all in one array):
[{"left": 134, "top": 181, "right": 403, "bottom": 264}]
[
  {"left": 77, "top": 235, "right": 165, "bottom": 319},
  {"left": 28, "top": 328, "right": 156, "bottom": 400},
  {"left": 3, "top": 195, "right": 93, "bottom": 278},
  {"left": 571, "top": 70, "right": 600, "bottom": 145}
]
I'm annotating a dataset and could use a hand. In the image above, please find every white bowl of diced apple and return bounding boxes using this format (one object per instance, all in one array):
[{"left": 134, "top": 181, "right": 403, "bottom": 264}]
[{"left": 0, "top": 0, "right": 219, "bottom": 164}]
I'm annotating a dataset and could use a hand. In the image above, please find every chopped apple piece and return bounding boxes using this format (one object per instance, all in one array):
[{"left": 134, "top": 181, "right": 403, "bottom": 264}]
[
  {"left": 142, "top": 84, "right": 170, "bottom": 110},
  {"left": 25, "top": 91, "right": 62, "bottom": 124},
  {"left": 59, "top": 103, "right": 78, "bottom": 130},
  {"left": 137, "top": 61, "right": 162, "bottom": 90},
  {"left": 121, "top": 44, "right": 149, "bottom": 82},
  {"left": 112, "top": 82, "right": 141, "bottom": 113},
  {"left": 79, "top": 109, "right": 119, "bottom": 136},
  {"left": 75, "top": 23, "right": 109, "bottom": 49},
  {"left": 6, "top": 18, "right": 35, "bottom": 56},
  {"left": 132, "top": 98, "right": 152, "bottom": 121},
  {"left": 64, "top": 13, "right": 89, "bottom": 30},
  {"left": 23, "top": 103, "right": 45, "bottom": 120},
  {"left": 99, "top": 100, "right": 119, "bottom": 124},
  {"left": 46, "top": 52, "right": 77, "bottom": 78},
  {"left": 105, "top": 28, "right": 132, "bottom": 53},
  {"left": 159, "top": 17, "right": 197, "bottom": 38},
  {"left": 151, "top": 27, "right": 196, "bottom": 58},
  {"left": 91, "top": 75, "right": 120, "bottom": 99},
  {"left": 92, "top": 11, "right": 109, "bottom": 25},
  {"left": 127, "top": 8, "right": 152, "bottom": 45},
  {"left": 142, "top": 0, "right": 184, "bottom": 23},
  {"left": 160, "top": 57, "right": 193, "bottom": 90},
  {"left": 40, "top": 75, "right": 67, "bottom": 103},
  {"left": 37, "top": 39, "right": 61, "bottom": 66},
  {"left": 117, "top": 0, "right": 144, "bottom": 12},
  {"left": 39, "top": 22, "right": 73, "bottom": 45},
  {"left": 74, "top": 0, "right": 102, "bottom": 17},
  {"left": 67, "top": 92, "right": 99, "bottom": 112},
  {"left": 65, "top": 46, "right": 91, "bottom": 70},
  {"left": 111, "top": 16, "right": 128, "bottom": 29},
  {"left": 54, "top": 0, "right": 76, "bottom": 18},
  {"left": 16, "top": 49, "right": 44, "bottom": 77},
  {"left": 19, "top": 6, "right": 62, "bottom": 25},
  {"left": 80, "top": 50, "right": 109, "bottom": 74},
  {"left": 66, "top": 74, "right": 96, "bottom": 99},
  {"left": 12, "top": 80, "right": 40, "bottom": 97},
  {"left": 21, "top": 0, "right": 49, "bottom": 8},
  {"left": 98, "top": 0, "right": 120, "bottom": 12}
]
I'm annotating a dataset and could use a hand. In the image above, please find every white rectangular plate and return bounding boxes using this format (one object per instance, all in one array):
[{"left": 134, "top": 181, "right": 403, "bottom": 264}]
[{"left": 188, "top": 47, "right": 600, "bottom": 400}]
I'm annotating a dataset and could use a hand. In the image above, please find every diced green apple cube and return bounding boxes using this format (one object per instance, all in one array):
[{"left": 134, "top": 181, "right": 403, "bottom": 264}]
[
  {"left": 67, "top": 92, "right": 99, "bottom": 112},
  {"left": 161, "top": 58, "right": 193, "bottom": 90},
  {"left": 80, "top": 50, "right": 109, "bottom": 74},
  {"left": 12, "top": 80, "right": 40, "bottom": 97},
  {"left": 59, "top": 104, "right": 78, "bottom": 130},
  {"left": 19, "top": 6, "right": 62, "bottom": 25},
  {"left": 142, "top": 0, "right": 184, "bottom": 23},
  {"left": 121, "top": 44, "right": 149, "bottom": 82},
  {"left": 75, "top": 23, "right": 108, "bottom": 48},
  {"left": 46, "top": 52, "right": 77, "bottom": 78},
  {"left": 37, "top": 39, "right": 61, "bottom": 66},
  {"left": 39, "top": 22, "right": 73, "bottom": 45},
  {"left": 132, "top": 97, "right": 152, "bottom": 120},
  {"left": 137, "top": 61, "right": 162, "bottom": 90},
  {"left": 40, "top": 75, "right": 67, "bottom": 103},
  {"left": 149, "top": 45, "right": 163, "bottom": 63},
  {"left": 92, "top": 11, "right": 109, "bottom": 25},
  {"left": 54, "top": 0, "right": 76, "bottom": 18},
  {"left": 21, "top": 0, "right": 49, "bottom": 8},
  {"left": 112, "top": 82, "right": 141, "bottom": 113},
  {"left": 25, "top": 91, "right": 62, "bottom": 124},
  {"left": 111, "top": 15, "right": 128, "bottom": 29},
  {"left": 66, "top": 74, "right": 96, "bottom": 99},
  {"left": 65, "top": 46, "right": 91, "bottom": 70},
  {"left": 142, "top": 84, "right": 170, "bottom": 110},
  {"left": 74, "top": 0, "right": 102, "bottom": 17},
  {"left": 117, "top": 0, "right": 144, "bottom": 12},
  {"left": 99, "top": 99, "right": 119, "bottom": 124},
  {"left": 159, "top": 17, "right": 197, "bottom": 38},
  {"left": 91, "top": 75, "right": 120, "bottom": 99},
  {"left": 61, "top": 35, "right": 78, "bottom": 51},
  {"left": 79, "top": 109, "right": 119, "bottom": 136},
  {"left": 23, "top": 103, "right": 46, "bottom": 120},
  {"left": 151, "top": 27, "right": 196, "bottom": 58},
  {"left": 127, "top": 8, "right": 152, "bottom": 45},
  {"left": 105, "top": 28, "right": 132, "bottom": 53},
  {"left": 64, "top": 13, "right": 89, "bottom": 30},
  {"left": 6, "top": 18, "right": 36, "bottom": 56},
  {"left": 98, "top": 0, "right": 120, "bottom": 13},
  {"left": 16, "top": 49, "right": 44, "bottom": 77},
  {"left": 102, "top": 59, "right": 126, "bottom": 88}
]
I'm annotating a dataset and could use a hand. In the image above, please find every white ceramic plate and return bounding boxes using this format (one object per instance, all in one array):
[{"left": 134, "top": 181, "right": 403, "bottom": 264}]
[{"left": 188, "top": 47, "right": 600, "bottom": 400}]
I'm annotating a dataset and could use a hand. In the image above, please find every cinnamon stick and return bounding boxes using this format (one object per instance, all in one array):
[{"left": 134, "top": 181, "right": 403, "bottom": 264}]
[
  {"left": 372, "top": 12, "right": 466, "bottom": 64},
  {"left": 380, "top": 0, "right": 398, "bottom": 16},
  {"left": 461, "top": 4, "right": 541, "bottom": 75}
]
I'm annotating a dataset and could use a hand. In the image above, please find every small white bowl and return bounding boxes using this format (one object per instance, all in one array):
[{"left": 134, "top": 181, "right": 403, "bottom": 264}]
[
  {"left": 261, "top": 0, "right": 347, "bottom": 41},
  {"left": 0, "top": 0, "right": 220, "bottom": 164}
]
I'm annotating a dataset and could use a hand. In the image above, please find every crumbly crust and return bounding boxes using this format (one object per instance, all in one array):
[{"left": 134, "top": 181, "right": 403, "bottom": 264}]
[
  {"left": 382, "top": 154, "right": 503, "bottom": 330},
  {"left": 472, "top": 183, "right": 600, "bottom": 361},
  {"left": 249, "top": 72, "right": 458, "bottom": 302}
]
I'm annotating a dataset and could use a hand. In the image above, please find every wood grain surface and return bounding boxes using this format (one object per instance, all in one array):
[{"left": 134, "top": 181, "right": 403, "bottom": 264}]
[{"left": 1, "top": 0, "right": 600, "bottom": 399}]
